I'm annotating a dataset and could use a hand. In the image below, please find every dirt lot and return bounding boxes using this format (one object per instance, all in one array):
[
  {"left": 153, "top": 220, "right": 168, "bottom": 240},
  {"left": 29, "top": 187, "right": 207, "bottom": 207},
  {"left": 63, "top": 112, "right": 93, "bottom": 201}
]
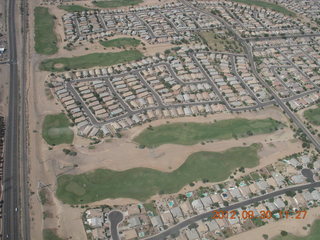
[
  {"left": 229, "top": 206, "right": 320, "bottom": 240},
  {"left": 0, "top": 65, "right": 9, "bottom": 116},
  {"left": 54, "top": 107, "right": 297, "bottom": 175}
]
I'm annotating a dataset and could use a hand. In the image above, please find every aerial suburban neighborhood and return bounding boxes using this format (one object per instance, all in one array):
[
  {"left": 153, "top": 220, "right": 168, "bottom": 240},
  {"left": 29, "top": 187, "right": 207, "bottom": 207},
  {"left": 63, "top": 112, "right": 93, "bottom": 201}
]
[{"left": 2, "top": 0, "right": 320, "bottom": 240}]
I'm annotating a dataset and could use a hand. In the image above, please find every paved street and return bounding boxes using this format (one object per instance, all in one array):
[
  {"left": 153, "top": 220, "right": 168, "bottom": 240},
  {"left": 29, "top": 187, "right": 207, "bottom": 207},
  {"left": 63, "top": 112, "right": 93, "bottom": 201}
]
[
  {"left": 146, "top": 180, "right": 320, "bottom": 240},
  {"left": 109, "top": 210, "right": 124, "bottom": 240},
  {"left": 2, "top": 0, "right": 29, "bottom": 239},
  {"left": 2, "top": 0, "right": 20, "bottom": 238},
  {"left": 301, "top": 168, "right": 314, "bottom": 183}
]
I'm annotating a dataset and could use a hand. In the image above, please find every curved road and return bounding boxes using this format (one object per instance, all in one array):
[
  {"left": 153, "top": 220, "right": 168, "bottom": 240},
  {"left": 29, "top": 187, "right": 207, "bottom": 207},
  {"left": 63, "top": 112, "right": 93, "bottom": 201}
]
[{"left": 146, "top": 181, "right": 320, "bottom": 240}]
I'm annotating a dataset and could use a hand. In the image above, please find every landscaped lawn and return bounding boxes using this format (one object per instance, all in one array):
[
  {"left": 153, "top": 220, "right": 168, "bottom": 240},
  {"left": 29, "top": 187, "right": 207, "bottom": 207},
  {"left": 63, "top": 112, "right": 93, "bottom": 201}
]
[
  {"left": 304, "top": 105, "right": 320, "bottom": 125},
  {"left": 58, "top": 4, "right": 91, "bottom": 12},
  {"left": 99, "top": 38, "right": 141, "bottom": 48},
  {"left": 93, "top": 0, "right": 142, "bottom": 8},
  {"left": 34, "top": 7, "right": 58, "bottom": 55},
  {"left": 144, "top": 202, "right": 157, "bottom": 215},
  {"left": 199, "top": 31, "right": 244, "bottom": 53},
  {"left": 230, "top": 0, "right": 296, "bottom": 17},
  {"left": 42, "top": 113, "right": 74, "bottom": 145},
  {"left": 39, "top": 50, "right": 143, "bottom": 72},
  {"left": 43, "top": 229, "right": 63, "bottom": 240},
  {"left": 56, "top": 144, "right": 261, "bottom": 203},
  {"left": 134, "top": 118, "right": 283, "bottom": 148},
  {"left": 272, "top": 220, "right": 320, "bottom": 240}
]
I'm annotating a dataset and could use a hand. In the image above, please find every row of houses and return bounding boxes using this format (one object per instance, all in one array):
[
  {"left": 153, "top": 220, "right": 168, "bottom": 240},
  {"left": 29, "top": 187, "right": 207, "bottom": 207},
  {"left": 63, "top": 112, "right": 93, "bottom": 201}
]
[
  {"left": 196, "top": 52, "right": 258, "bottom": 107},
  {"left": 273, "top": 0, "right": 320, "bottom": 25},
  {"left": 50, "top": 45, "right": 273, "bottom": 138},
  {"left": 196, "top": 0, "right": 314, "bottom": 38},
  {"left": 49, "top": 39, "right": 320, "bottom": 138},
  {"left": 52, "top": 71, "right": 228, "bottom": 139},
  {"left": 288, "top": 92, "right": 320, "bottom": 111},
  {"left": 61, "top": 2, "right": 221, "bottom": 44},
  {"left": 235, "top": 56, "right": 271, "bottom": 102},
  {"left": 255, "top": 39, "right": 320, "bottom": 99},
  {"left": 82, "top": 153, "right": 320, "bottom": 240}
]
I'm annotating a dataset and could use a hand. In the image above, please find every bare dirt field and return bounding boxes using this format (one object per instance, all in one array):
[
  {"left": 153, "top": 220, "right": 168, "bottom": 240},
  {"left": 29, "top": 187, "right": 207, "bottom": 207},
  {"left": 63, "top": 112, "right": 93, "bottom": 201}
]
[
  {"left": 50, "top": 107, "right": 296, "bottom": 175},
  {"left": 229, "top": 206, "right": 320, "bottom": 240},
  {"left": 0, "top": 65, "right": 9, "bottom": 116}
]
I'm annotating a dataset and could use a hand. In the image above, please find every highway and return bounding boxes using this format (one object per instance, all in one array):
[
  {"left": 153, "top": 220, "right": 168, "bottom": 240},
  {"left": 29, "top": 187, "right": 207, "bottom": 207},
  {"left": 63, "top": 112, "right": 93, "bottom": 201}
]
[
  {"left": 2, "top": 0, "right": 20, "bottom": 238},
  {"left": 2, "top": 0, "right": 29, "bottom": 238}
]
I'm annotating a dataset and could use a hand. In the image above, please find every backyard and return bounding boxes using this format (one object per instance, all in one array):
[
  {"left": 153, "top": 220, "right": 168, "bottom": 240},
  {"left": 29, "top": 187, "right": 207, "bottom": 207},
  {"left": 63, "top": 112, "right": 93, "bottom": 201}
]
[
  {"left": 134, "top": 118, "right": 283, "bottom": 148},
  {"left": 56, "top": 144, "right": 261, "bottom": 203}
]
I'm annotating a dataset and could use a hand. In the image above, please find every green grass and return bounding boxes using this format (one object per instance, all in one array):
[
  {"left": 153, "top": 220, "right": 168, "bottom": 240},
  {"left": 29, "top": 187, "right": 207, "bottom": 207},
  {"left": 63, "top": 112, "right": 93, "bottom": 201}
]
[
  {"left": 34, "top": 7, "right": 58, "bottom": 55},
  {"left": 304, "top": 105, "right": 320, "bottom": 126},
  {"left": 272, "top": 220, "right": 320, "bottom": 240},
  {"left": 42, "top": 113, "right": 74, "bottom": 145},
  {"left": 134, "top": 118, "right": 283, "bottom": 148},
  {"left": 250, "top": 172, "right": 261, "bottom": 181},
  {"left": 229, "top": 0, "right": 296, "bottom": 17},
  {"left": 99, "top": 38, "right": 141, "bottom": 48},
  {"left": 39, "top": 189, "right": 48, "bottom": 205},
  {"left": 43, "top": 229, "right": 64, "bottom": 240},
  {"left": 39, "top": 50, "right": 143, "bottom": 72},
  {"left": 199, "top": 31, "right": 244, "bottom": 53},
  {"left": 56, "top": 144, "right": 261, "bottom": 203},
  {"left": 252, "top": 218, "right": 266, "bottom": 227},
  {"left": 144, "top": 202, "right": 157, "bottom": 215},
  {"left": 93, "top": 0, "right": 143, "bottom": 8},
  {"left": 58, "top": 5, "right": 91, "bottom": 12}
]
